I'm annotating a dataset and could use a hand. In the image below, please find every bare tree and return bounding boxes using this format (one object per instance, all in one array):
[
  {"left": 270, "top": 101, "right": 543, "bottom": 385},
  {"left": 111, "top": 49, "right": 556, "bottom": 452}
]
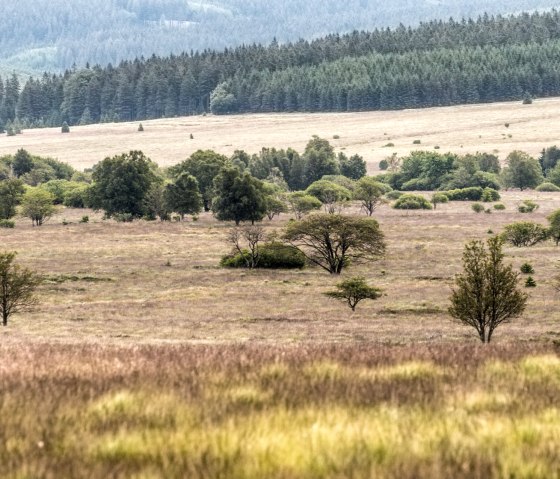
[
  {"left": 0, "top": 252, "right": 41, "bottom": 326},
  {"left": 449, "top": 236, "right": 527, "bottom": 343},
  {"left": 227, "top": 225, "right": 266, "bottom": 269}
]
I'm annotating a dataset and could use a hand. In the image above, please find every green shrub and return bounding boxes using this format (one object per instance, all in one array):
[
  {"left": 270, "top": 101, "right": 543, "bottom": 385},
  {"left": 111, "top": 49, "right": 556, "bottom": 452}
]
[
  {"left": 385, "top": 191, "right": 403, "bottom": 200},
  {"left": 412, "top": 139, "right": 421, "bottom": 145},
  {"left": 80, "top": 216, "right": 89, "bottom": 224},
  {"left": 61, "top": 122, "right": 70, "bottom": 133},
  {"left": 525, "top": 276, "right": 537, "bottom": 287},
  {"left": 221, "top": 242, "right": 306, "bottom": 269},
  {"left": 472, "top": 203, "right": 485, "bottom": 213},
  {"left": 113, "top": 213, "right": 134, "bottom": 223},
  {"left": 434, "top": 145, "right": 440, "bottom": 150},
  {"left": 535, "top": 182, "right": 560, "bottom": 192},
  {"left": 494, "top": 203, "right": 506, "bottom": 210},
  {"left": 443, "top": 187, "right": 484, "bottom": 201},
  {"left": 0, "top": 219, "right": 15, "bottom": 228},
  {"left": 482, "top": 187, "right": 501, "bottom": 202},
  {"left": 501, "top": 221, "right": 549, "bottom": 247},
  {"left": 138, "top": 123, "right": 144, "bottom": 132},
  {"left": 383, "top": 143, "right": 395, "bottom": 147},
  {"left": 393, "top": 194, "right": 432, "bottom": 210},
  {"left": 518, "top": 200, "right": 538, "bottom": 213},
  {"left": 378, "top": 159, "right": 389, "bottom": 171},
  {"left": 333, "top": 135, "right": 340, "bottom": 139},
  {"left": 63, "top": 185, "right": 91, "bottom": 208},
  {"left": 520, "top": 263, "right": 534, "bottom": 274}
]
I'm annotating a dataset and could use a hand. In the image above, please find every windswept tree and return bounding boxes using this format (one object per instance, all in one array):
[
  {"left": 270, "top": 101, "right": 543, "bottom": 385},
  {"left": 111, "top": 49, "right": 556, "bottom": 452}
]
[
  {"left": 449, "top": 236, "right": 528, "bottom": 343},
  {"left": 0, "top": 252, "right": 41, "bottom": 326},
  {"left": 283, "top": 213, "right": 385, "bottom": 274}
]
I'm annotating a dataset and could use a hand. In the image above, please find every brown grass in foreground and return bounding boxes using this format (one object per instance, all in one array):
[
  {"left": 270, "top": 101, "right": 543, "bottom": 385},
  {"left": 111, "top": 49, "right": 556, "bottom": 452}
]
[
  {"left": 1, "top": 97, "right": 560, "bottom": 171},
  {"left": 0, "top": 342, "right": 558, "bottom": 478}
]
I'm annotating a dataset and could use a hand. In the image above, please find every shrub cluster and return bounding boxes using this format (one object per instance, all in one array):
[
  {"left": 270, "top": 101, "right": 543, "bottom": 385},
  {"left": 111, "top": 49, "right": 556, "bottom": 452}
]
[{"left": 221, "top": 242, "right": 306, "bottom": 269}]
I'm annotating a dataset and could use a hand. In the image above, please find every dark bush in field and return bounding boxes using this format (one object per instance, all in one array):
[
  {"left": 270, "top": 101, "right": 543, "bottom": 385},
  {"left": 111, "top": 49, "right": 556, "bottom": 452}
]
[{"left": 221, "top": 242, "right": 306, "bottom": 269}]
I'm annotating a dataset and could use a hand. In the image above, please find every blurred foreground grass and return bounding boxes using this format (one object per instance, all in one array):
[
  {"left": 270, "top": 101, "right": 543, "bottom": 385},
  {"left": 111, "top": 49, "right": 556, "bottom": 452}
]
[{"left": 1, "top": 342, "right": 559, "bottom": 478}]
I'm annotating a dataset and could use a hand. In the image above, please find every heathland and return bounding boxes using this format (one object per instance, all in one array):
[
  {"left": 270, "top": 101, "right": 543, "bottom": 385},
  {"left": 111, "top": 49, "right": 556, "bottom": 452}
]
[{"left": 1, "top": 101, "right": 560, "bottom": 477}]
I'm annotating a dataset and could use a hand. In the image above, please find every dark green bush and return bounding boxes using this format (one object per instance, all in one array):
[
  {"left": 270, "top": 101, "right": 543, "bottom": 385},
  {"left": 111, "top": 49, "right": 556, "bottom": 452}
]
[
  {"left": 472, "top": 203, "right": 485, "bottom": 213},
  {"left": 520, "top": 263, "right": 534, "bottom": 274},
  {"left": 482, "top": 187, "right": 501, "bottom": 202},
  {"left": 0, "top": 219, "right": 15, "bottom": 228},
  {"left": 501, "top": 221, "right": 549, "bottom": 247},
  {"left": 221, "top": 242, "right": 306, "bottom": 269},
  {"left": 518, "top": 200, "right": 538, "bottom": 213},
  {"left": 63, "top": 185, "right": 91, "bottom": 208},
  {"left": 113, "top": 213, "right": 134, "bottom": 223},
  {"left": 393, "top": 194, "right": 432, "bottom": 210},
  {"left": 443, "top": 187, "right": 484, "bottom": 201},
  {"left": 378, "top": 159, "right": 389, "bottom": 171},
  {"left": 525, "top": 276, "right": 537, "bottom": 287},
  {"left": 494, "top": 203, "right": 506, "bottom": 210}
]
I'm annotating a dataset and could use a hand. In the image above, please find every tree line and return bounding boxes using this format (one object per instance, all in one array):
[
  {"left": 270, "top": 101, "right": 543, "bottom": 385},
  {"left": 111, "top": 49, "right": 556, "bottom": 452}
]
[{"left": 3, "top": 10, "right": 560, "bottom": 130}]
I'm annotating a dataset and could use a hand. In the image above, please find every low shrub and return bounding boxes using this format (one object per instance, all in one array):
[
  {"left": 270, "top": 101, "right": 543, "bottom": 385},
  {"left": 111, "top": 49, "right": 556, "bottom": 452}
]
[
  {"left": 518, "top": 200, "right": 538, "bottom": 213},
  {"left": 80, "top": 216, "right": 89, "bottom": 223},
  {"left": 385, "top": 191, "right": 403, "bottom": 200},
  {"left": 501, "top": 221, "right": 549, "bottom": 247},
  {"left": 113, "top": 213, "right": 134, "bottom": 223},
  {"left": 494, "top": 204, "right": 506, "bottom": 210},
  {"left": 525, "top": 276, "right": 537, "bottom": 287},
  {"left": 482, "top": 187, "right": 501, "bottom": 202},
  {"left": 443, "top": 187, "right": 484, "bottom": 201},
  {"left": 0, "top": 219, "right": 15, "bottom": 228},
  {"left": 412, "top": 139, "right": 421, "bottom": 145},
  {"left": 520, "top": 263, "right": 534, "bottom": 274},
  {"left": 393, "top": 194, "right": 432, "bottom": 210},
  {"left": 221, "top": 242, "right": 306, "bottom": 269},
  {"left": 378, "top": 159, "right": 389, "bottom": 170},
  {"left": 536, "top": 182, "right": 560, "bottom": 192},
  {"left": 383, "top": 143, "right": 395, "bottom": 147},
  {"left": 472, "top": 203, "right": 485, "bottom": 213}
]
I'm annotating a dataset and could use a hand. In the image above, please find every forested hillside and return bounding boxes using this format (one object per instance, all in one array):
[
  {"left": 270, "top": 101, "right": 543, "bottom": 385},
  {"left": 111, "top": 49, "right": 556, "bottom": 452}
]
[
  {"left": 2, "top": 10, "right": 560, "bottom": 131},
  {"left": 1, "top": 0, "right": 559, "bottom": 74}
]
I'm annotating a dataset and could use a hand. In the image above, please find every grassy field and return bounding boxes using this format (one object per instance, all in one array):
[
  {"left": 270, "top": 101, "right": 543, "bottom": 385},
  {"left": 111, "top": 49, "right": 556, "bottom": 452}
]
[
  {"left": 2, "top": 103, "right": 560, "bottom": 476},
  {"left": 1, "top": 97, "right": 560, "bottom": 171}
]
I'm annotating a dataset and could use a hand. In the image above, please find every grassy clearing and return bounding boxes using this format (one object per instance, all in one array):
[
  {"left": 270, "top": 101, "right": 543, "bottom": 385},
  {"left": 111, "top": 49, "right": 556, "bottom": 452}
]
[
  {"left": 0, "top": 342, "right": 558, "bottom": 478},
  {"left": 1, "top": 97, "right": 560, "bottom": 171}
]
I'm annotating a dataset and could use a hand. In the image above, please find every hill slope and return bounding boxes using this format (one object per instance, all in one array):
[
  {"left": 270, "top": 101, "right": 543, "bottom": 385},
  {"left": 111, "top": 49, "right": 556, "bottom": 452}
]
[{"left": 1, "top": 0, "right": 559, "bottom": 74}]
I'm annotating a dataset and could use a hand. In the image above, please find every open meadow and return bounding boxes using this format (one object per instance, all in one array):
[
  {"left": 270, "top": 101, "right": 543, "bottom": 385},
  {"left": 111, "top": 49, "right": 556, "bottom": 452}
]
[
  {"left": 2, "top": 104, "right": 560, "bottom": 476},
  {"left": 2, "top": 97, "right": 560, "bottom": 172}
]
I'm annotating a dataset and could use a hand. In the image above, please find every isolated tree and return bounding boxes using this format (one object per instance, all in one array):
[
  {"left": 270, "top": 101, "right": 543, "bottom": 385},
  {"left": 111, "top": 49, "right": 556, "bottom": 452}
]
[
  {"left": 226, "top": 225, "right": 266, "bottom": 269},
  {"left": 164, "top": 173, "right": 203, "bottom": 219},
  {"left": 21, "top": 189, "right": 56, "bottom": 226},
  {"left": 354, "top": 177, "right": 386, "bottom": 216},
  {"left": 548, "top": 209, "right": 560, "bottom": 246},
  {"left": 170, "top": 150, "right": 228, "bottom": 211},
  {"left": 286, "top": 192, "right": 322, "bottom": 219},
  {"left": 89, "top": 150, "right": 160, "bottom": 218},
  {"left": 501, "top": 221, "right": 549, "bottom": 247},
  {"left": 501, "top": 151, "right": 543, "bottom": 190},
  {"left": 431, "top": 192, "right": 449, "bottom": 210},
  {"left": 283, "top": 214, "right": 385, "bottom": 274},
  {"left": 212, "top": 166, "right": 267, "bottom": 225},
  {"left": 0, "top": 252, "right": 41, "bottom": 326},
  {"left": 449, "top": 236, "right": 528, "bottom": 343},
  {"left": 324, "top": 276, "right": 381, "bottom": 311},
  {"left": 0, "top": 178, "right": 25, "bottom": 219}
]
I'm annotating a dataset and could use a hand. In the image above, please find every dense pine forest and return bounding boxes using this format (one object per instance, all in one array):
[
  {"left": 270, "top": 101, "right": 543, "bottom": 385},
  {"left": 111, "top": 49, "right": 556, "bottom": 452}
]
[{"left": 3, "top": 10, "right": 560, "bottom": 131}]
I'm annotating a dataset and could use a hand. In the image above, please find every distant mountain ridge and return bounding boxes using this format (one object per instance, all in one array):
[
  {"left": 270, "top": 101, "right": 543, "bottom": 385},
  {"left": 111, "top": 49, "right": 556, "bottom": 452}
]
[{"left": 1, "top": 0, "right": 560, "bottom": 74}]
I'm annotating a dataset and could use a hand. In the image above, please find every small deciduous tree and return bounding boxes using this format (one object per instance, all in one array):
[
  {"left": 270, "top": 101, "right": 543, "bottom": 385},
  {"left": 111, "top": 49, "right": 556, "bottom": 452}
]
[
  {"left": 227, "top": 225, "right": 266, "bottom": 269},
  {"left": 547, "top": 209, "right": 560, "bottom": 245},
  {"left": 305, "top": 179, "right": 352, "bottom": 214},
  {"left": 354, "top": 177, "right": 387, "bottom": 216},
  {"left": 324, "top": 276, "right": 381, "bottom": 311},
  {"left": 164, "top": 173, "right": 203, "bottom": 219},
  {"left": 0, "top": 252, "right": 41, "bottom": 326},
  {"left": 283, "top": 214, "right": 386, "bottom": 274},
  {"left": 21, "top": 189, "right": 56, "bottom": 226},
  {"left": 449, "top": 236, "right": 528, "bottom": 343},
  {"left": 501, "top": 151, "right": 543, "bottom": 190},
  {"left": 286, "top": 192, "right": 322, "bottom": 220}
]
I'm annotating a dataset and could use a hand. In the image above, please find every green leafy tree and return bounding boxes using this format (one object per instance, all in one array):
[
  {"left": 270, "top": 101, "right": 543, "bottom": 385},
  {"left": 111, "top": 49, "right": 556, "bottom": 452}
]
[
  {"left": 144, "top": 183, "right": 171, "bottom": 221},
  {"left": 501, "top": 151, "right": 544, "bottom": 190},
  {"left": 283, "top": 213, "right": 385, "bottom": 274},
  {"left": 324, "top": 276, "right": 381, "bottom": 311},
  {"left": 286, "top": 192, "right": 322, "bottom": 219},
  {"left": 0, "top": 179, "right": 25, "bottom": 219},
  {"left": 21, "top": 189, "right": 56, "bottom": 226},
  {"left": 393, "top": 193, "right": 432, "bottom": 210},
  {"left": 12, "top": 149, "right": 34, "bottom": 178},
  {"left": 547, "top": 209, "right": 560, "bottom": 246},
  {"left": 303, "top": 136, "right": 340, "bottom": 187},
  {"left": 449, "top": 236, "right": 528, "bottom": 343},
  {"left": 354, "top": 177, "right": 387, "bottom": 216},
  {"left": 170, "top": 150, "right": 228, "bottom": 211},
  {"left": 431, "top": 192, "right": 449, "bottom": 209},
  {"left": 212, "top": 166, "right": 267, "bottom": 225},
  {"left": 305, "top": 179, "right": 352, "bottom": 214},
  {"left": 339, "top": 153, "right": 367, "bottom": 180},
  {"left": 89, "top": 151, "right": 160, "bottom": 218},
  {"left": 164, "top": 173, "right": 203, "bottom": 219},
  {"left": 0, "top": 252, "right": 41, "bottom": 326}
]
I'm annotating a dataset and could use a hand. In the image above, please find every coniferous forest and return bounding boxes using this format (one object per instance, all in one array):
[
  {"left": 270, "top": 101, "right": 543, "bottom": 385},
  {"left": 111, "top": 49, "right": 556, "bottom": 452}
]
[{"left": 3, "top": 10, "right": 560, "bottom": 131}]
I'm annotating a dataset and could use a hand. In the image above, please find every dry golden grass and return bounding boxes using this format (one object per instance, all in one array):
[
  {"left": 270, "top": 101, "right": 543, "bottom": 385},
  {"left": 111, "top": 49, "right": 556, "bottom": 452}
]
[
  {"left": 1, "top": 191, "right": 559, "bottom": 345},
  {"left": 1, "top": 97, "right": 560, "bottom": 171}
]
